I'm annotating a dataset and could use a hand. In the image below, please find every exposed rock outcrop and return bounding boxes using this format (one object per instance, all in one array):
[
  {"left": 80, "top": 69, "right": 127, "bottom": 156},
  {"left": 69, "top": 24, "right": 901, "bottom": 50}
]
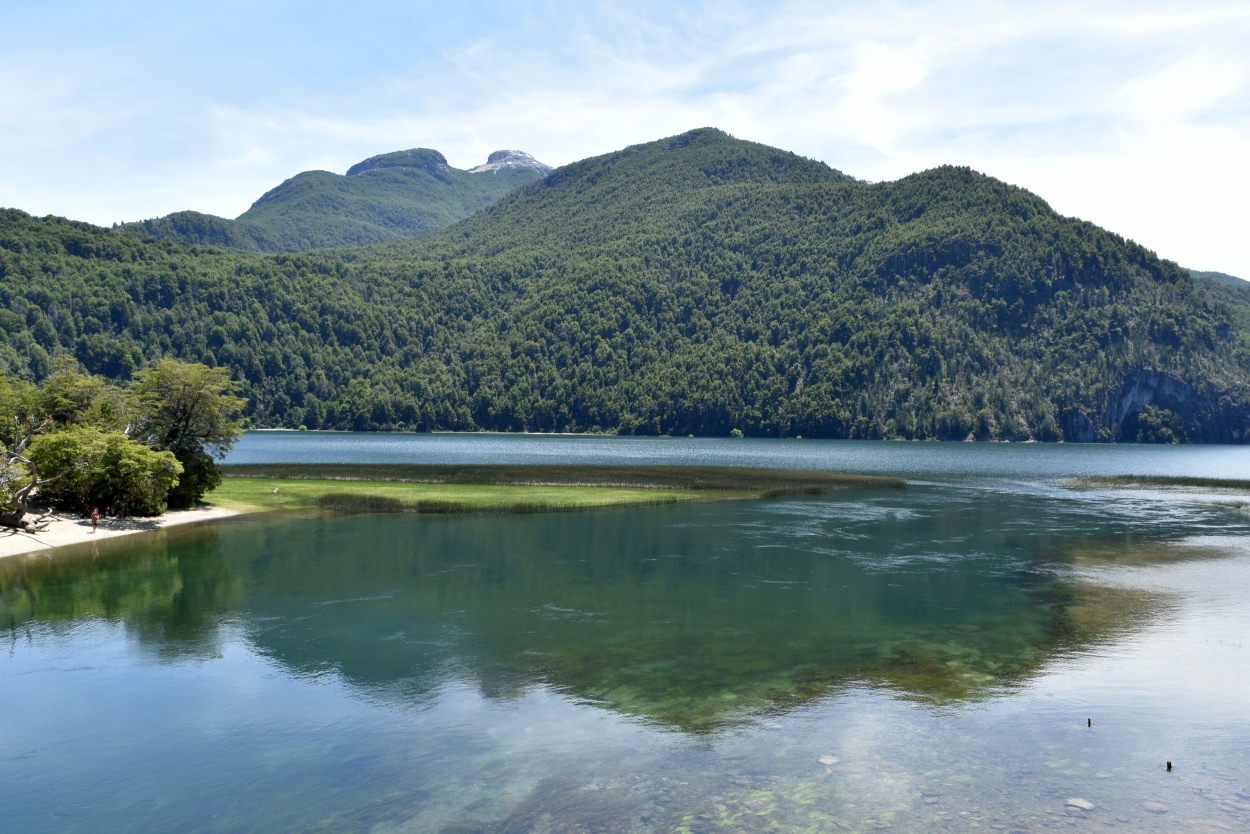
[
  {"left": 469, "top": 150, "right": 552, "bottom": 176},
  {"left": 1061, "top": 370, "right": 1249, "bottom": 443}
]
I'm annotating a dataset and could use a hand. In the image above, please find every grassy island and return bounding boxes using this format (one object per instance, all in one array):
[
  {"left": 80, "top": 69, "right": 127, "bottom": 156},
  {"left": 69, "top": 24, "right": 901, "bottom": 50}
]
[
  {"left": 1073, "top": 475, "right": 1250, "bottom": 491},
  {"left": 210, "top": 464, "right": 905, "bottom": 515}
]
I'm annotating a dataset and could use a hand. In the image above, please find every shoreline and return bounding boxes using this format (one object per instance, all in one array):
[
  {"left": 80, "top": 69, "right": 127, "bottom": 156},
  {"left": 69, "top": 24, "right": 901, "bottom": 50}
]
[
  {"left": 0, "top": 505, "right": 240, "bottom": 560},
  {"left": 7, "top": 472, "right": 1240, "bottom": 565},
  {"left": 0, "top": 463, "right": 893, "bottom": 561}
]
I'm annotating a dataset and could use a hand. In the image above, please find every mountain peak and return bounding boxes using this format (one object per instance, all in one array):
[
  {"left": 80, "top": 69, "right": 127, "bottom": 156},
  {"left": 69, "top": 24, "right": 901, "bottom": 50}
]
[
  {"left": 346, "top": 148, "right": 449, "bottom": 177},
  {"left": 470, "top": 150, "right": 552, "bottom": 176}
]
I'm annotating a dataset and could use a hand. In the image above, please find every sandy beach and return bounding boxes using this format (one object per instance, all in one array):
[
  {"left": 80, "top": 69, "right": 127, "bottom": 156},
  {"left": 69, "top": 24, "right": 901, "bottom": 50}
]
[{"left": 0, "top": 505, "right": 240, "bottom": 560}]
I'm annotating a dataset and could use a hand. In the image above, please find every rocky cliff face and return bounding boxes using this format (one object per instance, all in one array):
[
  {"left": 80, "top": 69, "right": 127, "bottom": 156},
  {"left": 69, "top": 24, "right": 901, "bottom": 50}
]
[
  {"left": 469, "top": 150, "right": 552, "bottom": 176},
  {"left": 1059, "top": 370, "right": 1248, "bottom": 443}
]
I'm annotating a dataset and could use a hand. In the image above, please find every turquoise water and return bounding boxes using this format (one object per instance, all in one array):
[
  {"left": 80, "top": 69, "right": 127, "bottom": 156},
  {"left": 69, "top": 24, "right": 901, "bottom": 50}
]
[{"left": 4, "top": 438, "right": 1250, "bottom": 832}]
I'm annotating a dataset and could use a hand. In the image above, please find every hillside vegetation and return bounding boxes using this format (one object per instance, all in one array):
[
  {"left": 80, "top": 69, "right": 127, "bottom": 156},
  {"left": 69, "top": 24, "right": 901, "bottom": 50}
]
[
  {"left": 1191, "top": 270, "right": 1250, "bottom": 334},
  {"left": 118, "top": 148, "right": 546, "bottom": 252},
  {"left": 3, "top": 128, "right": 1248, "bottom": 442}
]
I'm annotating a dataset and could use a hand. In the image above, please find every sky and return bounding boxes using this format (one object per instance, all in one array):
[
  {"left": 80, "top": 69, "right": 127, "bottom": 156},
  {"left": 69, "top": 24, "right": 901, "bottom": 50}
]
[{"left": 2, "top": 0, "right": 1248, "bottom": 277}]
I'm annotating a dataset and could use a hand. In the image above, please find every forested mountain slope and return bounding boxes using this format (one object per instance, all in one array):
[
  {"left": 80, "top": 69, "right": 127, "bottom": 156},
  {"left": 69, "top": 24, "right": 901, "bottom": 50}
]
[
  {"left": 1191, "top": 270, "right": 1250, "bottom": 332},
  {"left": 118, "top": 148, "right": 548, "bottom": 252},
  {"left": 3, "top": 128, "right": 1248, "bottom": 442}
]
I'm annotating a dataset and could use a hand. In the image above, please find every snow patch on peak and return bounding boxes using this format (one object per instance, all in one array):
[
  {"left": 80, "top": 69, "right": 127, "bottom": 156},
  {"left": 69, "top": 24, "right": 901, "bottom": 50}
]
[{"left": 470, "top": 150, "right": 552, "bottom": 176}]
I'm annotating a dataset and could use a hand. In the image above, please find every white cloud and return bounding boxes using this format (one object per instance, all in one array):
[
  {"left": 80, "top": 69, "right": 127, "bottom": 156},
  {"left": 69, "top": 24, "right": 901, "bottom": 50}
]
[{"left": 2, "top": 0, "right": 1248, "bottom": 276}]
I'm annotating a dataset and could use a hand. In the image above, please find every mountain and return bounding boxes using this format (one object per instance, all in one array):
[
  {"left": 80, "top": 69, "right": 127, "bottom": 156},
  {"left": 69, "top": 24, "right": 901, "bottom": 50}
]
[
  {"left": 1191, "top": 270, "right": 1250, "bottom": 337},
  {"left": 3, "top": 127, "right": 1248, "bottom": 442},
  {"left": 117, "top": 148, "right": 550, "bottom": 252}
]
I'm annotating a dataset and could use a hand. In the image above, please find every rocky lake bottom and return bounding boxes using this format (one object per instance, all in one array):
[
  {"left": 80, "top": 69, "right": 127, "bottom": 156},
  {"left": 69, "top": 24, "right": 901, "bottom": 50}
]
[{"left": 4, "top": 436, "right": 1250, "bottom": 833}]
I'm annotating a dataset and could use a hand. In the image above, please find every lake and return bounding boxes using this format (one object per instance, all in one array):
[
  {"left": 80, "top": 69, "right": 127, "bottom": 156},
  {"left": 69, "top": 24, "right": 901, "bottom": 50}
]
[{"left": 4, "top": 434, "right": 1250, "bottom": 832}]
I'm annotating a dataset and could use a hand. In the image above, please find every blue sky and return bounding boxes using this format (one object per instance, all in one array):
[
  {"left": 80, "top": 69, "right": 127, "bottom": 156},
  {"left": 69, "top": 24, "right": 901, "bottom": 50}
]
[{"left": 2, "top": 0, "right": 1248, "bottom": 277}]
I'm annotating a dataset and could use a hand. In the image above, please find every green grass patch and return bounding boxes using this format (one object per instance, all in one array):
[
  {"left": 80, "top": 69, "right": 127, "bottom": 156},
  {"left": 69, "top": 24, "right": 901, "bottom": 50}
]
[
  {"left": 220, "top": 463, "right": 904, "bottom": 492},
  {"left": 207, "top": 477, "right": 735, "bottom": 515},
  {"left": 1074, "top": 475, "right": 1250, "bottom": 490},
  {"left": 210, "top": 464, "right": 904, "bottom": 515}
]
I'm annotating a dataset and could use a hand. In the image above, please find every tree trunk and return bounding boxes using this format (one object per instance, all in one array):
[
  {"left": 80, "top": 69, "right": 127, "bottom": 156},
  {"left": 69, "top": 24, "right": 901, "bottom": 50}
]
[{"left": 0, "top": 453, "right": 51, "bottom": 532}]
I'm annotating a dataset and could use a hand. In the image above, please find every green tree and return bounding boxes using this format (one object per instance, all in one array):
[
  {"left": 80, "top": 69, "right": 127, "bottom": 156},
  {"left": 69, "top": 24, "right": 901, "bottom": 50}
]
[
  {"left": 0, "top": 374, "right": 52, "bottom": 529},
  {"left": 27, "top": 426, "right": 183, "bottom": 516},
  {"left": 129, "top": 360, "right": 245, "bottom": 508},
  {"left": 0, "top": 374, "right": 43, "bottom": 450},
  {"left": 38, "top": 362, "right": 127, "bottom": 430}
]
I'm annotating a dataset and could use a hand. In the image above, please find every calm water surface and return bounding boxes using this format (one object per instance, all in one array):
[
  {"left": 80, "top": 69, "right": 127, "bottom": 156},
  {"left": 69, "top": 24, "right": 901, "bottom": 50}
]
[
  {"left": 226, "top": 431, "right": 1250, "bottom": 480},
  {"left": 4, "top": 436, "right": 1250, "bottom": 833}
]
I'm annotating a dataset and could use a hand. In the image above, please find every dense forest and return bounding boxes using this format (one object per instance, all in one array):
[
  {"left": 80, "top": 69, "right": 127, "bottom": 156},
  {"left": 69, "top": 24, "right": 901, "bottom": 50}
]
[
  {"left": 118, "top": 148, "right": 547, "bottom": 252},
  {"left": 2, "top": 128, "right": 1248, "bottom": 442}
]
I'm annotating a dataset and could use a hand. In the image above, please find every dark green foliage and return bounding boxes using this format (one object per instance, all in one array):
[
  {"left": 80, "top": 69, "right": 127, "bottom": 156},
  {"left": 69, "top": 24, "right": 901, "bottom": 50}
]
[
  {"left": 0, "top": 363, "right": 242, "bottom": 517},
  {"left": 1190, "top": 270, "right": 1249, "bottom": 289},
  {"left": 1124, "top": 405, "right": 1186, "bottom": 443},
  {"left": 1190, "top": 270, "right": 1250, "bottom": 335},
  {"left": 129, "top": 360, "right": 245, "bottom": 508},
  {"left": 38, "top": 362, "right": 127, "bottom": 428},
  {"left": 164, "top": 447, "right": 221, "bottom": 509},
  {"left": 26, "top": 427, "right": 183, "bottom": 516},
  {"left": 3, "top": 128, "right": 1249, "bottom": 443},
  {"left": 117, "top": 149, "right": 545, "bottom": 252},
  {"left": 121, "top": 211, "right": 264, "bottom": 252}
]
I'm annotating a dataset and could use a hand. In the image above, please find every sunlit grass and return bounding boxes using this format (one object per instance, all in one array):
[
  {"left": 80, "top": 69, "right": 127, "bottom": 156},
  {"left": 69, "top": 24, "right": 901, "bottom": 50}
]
[
  {"left": 209, "top": 464, "right": 904, "bottom": 515},
  {"left": 207, "top": 477, "right": 737, "bottom": 515}
]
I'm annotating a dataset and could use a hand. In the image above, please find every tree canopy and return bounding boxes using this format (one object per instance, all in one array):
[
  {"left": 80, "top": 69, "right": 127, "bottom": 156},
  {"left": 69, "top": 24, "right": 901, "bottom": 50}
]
[
  {"left": 0, "top": 361, "right": 243, "bottom": 522},
  {"left": 128, "top": 360, "right": 245, "bottom": 507},
  {"left": 0, "top": 128, "right": 1247, "bottom": 443}
]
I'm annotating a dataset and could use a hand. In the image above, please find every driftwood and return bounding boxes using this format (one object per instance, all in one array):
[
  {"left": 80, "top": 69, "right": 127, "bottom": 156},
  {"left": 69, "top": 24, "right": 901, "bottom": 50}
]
[
  {"left": 1, "top": 418, "right": 59, "bottom": 533},
  {"left": 0, "top": 452, "right": 53, "bottom": 532}
]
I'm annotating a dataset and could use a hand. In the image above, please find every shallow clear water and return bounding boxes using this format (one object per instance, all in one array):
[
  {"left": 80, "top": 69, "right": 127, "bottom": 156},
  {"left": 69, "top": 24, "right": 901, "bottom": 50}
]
[{"left": 4, "top": 438, "right": 1250, "bottom": 833}]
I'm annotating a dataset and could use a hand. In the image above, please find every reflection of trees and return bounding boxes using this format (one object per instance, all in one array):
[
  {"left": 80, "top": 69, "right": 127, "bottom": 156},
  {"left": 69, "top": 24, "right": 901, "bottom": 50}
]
[
  {"left": 0, "top": 502, "right": 1159, "bottom": 733},
  {"left": 234, "top": 506, "right": 1152, "bottom": 733},
  {"left": 0, "top": 526, "right": 240, "bottom": 658},
  {"left": 496, "top": 574, "right": 1148, "bottom": 731}
]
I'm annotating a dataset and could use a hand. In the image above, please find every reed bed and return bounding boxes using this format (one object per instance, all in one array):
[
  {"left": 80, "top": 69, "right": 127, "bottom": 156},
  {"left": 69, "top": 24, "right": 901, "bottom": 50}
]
[
  {"left": 313, "top": 490, "right": 691, "bottom": 515},
  {"left": 210, "top": 478, "right": 726, "bottom": 515},
  {"left": 212, "top": 465, "right": 904, "bottom": 516},
  {"left": 1075, "top": 475, "right": 1250, "bottom": 490},
  {"left": 221, "top": 463, "right": 905, "bottom": 494}
]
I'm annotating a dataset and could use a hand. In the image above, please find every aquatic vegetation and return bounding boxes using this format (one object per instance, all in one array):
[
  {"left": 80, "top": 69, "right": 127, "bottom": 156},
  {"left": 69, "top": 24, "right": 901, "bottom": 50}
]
[
  {"left": 210, "top": 477, "right": 717, "bottom": 515},
  {"left": 220, "top": 463, "right": 905, "bottom": 492},
  {"left": 1074, "top": 475, "right": 1250, "bottom": 490},
  {"left": 210, "top": 464, "right": 903, "bottom": 516},
  {"left": 6, "top": 469, "right": 1249, "bottom": 833}
]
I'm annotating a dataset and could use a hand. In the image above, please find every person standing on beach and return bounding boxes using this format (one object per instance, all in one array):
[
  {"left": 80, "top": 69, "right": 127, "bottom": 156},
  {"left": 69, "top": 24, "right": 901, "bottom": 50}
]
[{"left": 91, "top": 507, "right": 99, "bottom": 532}]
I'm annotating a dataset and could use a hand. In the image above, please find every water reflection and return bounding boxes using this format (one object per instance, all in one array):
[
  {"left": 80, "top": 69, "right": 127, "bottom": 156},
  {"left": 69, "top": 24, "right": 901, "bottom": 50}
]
[
  {"left": 3, "top": 484, "right": 1214, "bottom": 732},
  {"left": 1, "top": 525, "right": 240, "bottom": 658},
  {"left": 5, "top": 481, "right": 1250, "bottom": 833}
]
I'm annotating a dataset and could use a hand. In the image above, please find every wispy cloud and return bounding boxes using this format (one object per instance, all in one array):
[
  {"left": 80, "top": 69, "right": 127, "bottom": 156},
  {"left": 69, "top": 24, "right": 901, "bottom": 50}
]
[{"left": 1, "top": 0, "right": 1248, "bottom": 275}]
